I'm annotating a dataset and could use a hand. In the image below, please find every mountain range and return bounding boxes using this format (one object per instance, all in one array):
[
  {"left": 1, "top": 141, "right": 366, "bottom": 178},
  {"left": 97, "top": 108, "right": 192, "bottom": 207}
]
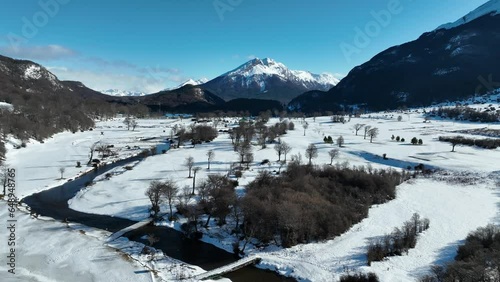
[
  {"left": 201, "top": 58, "right": 339, "bottom": 103},
  {"left": 1, "top": 0, "right": 500, "bottom": 115},
  {"left": 100, "top": 59, "right": 338, "bottom": 103}
]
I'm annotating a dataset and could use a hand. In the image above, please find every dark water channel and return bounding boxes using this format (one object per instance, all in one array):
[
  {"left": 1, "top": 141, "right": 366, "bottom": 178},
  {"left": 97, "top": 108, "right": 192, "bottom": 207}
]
[{"left": 22, "top": 155, "right": 295, "bottom": 281}]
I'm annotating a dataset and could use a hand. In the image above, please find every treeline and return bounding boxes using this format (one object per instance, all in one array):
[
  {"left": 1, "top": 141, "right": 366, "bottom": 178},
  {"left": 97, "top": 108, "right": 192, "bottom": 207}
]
[
  {"left": 420, "top": 225, "right": 500, "bottom": 282},
  {"left": 439, "top": 136, "right": 500, "bottom": 150},
  {"left": 427, "top": 106, "right": 500, "bottom": 122},
  {"left": 367, "top": 213, "right": 430, "bottom": 265},
  {"left": 0, "top": 94, "right": 150, "bottom": 163},
  {"left": 241, "top": 163, "right": 405, "bottom": 247}
]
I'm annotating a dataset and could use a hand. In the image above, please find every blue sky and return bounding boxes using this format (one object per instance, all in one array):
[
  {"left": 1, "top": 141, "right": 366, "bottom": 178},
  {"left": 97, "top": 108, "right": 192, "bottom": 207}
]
[{"left": 0, "top": 0, "right": 489, "bottom": 92}]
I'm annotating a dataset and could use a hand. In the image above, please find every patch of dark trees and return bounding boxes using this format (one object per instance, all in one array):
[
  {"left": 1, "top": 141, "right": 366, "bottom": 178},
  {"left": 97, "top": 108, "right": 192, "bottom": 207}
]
[
  {"left": 439, "top": 136, "right": 500, "bottom": 150},
  {"left": 427, "top": 106, "right": 500, "bottom": 123},
  {"left": 367, "top": 213, "right": 430, "bottom": 265},
  {"left": 240, "top": 163, "right": 406, "bottom": 248},
  {"left": 420, "top": 225, "right": 500, "bottom": 282}
]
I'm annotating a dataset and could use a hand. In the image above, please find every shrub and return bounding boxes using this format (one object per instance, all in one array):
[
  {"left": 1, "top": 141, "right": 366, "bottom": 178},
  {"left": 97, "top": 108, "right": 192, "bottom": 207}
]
[
  {"left": 396, "top": 136, "right": 400, "bottom": 142},
  {"left": 367, "top": 213, "right": 429, "bottom": 265},
  {"left": 234, "top": 170, "right": 243, "bottom": 178},
  {"left": 401, "top": 138, "right": 405, "bottom": 142}
]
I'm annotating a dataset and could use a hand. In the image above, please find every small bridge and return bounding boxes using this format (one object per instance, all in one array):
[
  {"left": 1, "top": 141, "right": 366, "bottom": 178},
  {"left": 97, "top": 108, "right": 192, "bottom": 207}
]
[
  {"left": 107, "top": 218, "right": 153, "bottom": 242},
  {"left": 193, "top": 256, "right": 262, "bottom": 280}
]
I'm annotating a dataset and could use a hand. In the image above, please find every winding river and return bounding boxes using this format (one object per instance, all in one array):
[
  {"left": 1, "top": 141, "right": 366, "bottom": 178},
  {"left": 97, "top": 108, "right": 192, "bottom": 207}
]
[{"left": 22, "top": 155, "right": 294, "bottom": 281}]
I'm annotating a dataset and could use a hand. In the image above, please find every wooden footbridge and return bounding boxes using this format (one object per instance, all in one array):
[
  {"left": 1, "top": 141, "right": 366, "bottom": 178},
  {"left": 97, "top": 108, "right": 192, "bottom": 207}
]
[{"left": 192, "top": 255, "right": 262, "bottom": 280}]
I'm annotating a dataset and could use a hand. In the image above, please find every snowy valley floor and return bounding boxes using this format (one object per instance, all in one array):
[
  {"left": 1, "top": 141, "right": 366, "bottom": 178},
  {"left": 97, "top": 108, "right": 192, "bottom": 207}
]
[{"left": 1, "top": 109, "right": 499, "bottom": 281}]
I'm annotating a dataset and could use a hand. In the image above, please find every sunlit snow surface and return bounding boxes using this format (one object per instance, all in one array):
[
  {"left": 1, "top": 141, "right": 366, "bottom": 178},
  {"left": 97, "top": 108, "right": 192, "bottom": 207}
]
[{"left": 3, "top": 102, "right": 499, "bottom": 281}]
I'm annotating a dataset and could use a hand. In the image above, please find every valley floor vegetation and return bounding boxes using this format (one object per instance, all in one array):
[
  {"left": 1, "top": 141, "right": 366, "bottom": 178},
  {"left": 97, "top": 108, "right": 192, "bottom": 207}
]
[
  {"left": 367, "top": 213, "right": 430, "bottom": 265},
  {"left": 149, "top": 160, "right": 410, "bottom": 249},
  {"left": 420, "top": 225, "right": 500, "bottom": 282}
]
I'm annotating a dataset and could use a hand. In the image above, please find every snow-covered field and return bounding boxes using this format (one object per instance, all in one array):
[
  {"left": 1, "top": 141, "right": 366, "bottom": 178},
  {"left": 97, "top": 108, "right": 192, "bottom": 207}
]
[{"left": 2, "top": 107, "right": 499, "bottom": 281}]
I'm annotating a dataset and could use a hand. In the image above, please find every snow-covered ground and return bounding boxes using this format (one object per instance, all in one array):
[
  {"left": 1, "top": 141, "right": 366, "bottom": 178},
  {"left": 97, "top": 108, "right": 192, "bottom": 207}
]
[
  {"left": 2, "top": 107, "right": 499, "bottom": 281},
  {"left": 0, "top": 207, "right": 154, "bottom": 282}
]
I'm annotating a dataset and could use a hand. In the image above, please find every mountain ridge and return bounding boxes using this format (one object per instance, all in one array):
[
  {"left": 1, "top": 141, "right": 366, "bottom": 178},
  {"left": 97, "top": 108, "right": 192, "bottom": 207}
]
[
  {"left": 289, "top": 3, "right": 500, "bottom": 113},
  {"left": 201, "top": 57, "right": 339, "bottom": 103}
]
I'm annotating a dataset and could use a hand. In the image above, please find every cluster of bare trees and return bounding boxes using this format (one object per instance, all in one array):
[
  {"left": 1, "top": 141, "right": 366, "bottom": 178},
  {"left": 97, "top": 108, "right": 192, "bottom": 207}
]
[
  {"left": 274, "top": 140, "right": 292, "bottom": 162},
  {"left": 174, "top": 124, "right": 218, "bottom": 147},
  {"left": 145, "top": 179, "right": 179, "bottom": 220},
  {"left": 240, "top": 163, "right": 404, "bottom": 247},
  {"left": 123, "top": 115, "right": 138, "bottom": 131},
  {"left": 439, "top": 135, "right": 500, "bottom": 151},
  {"left": 367, "top": 213, "right": 430, "bottom": 265},
  {"left": 178, "top": 174, "right": 238, "bottom": 237},
  {"left": 351, "top": 124, "right": 380, "bottom": 143}
]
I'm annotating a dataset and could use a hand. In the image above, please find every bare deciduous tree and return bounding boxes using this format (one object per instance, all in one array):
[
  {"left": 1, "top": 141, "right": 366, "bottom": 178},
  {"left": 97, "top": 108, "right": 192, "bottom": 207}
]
[
  {"left": 236, "top": 142, "right": 252, "bottom": 166},
  {"left": 364, "top": 125, "right": 372, "bottom": 140},
  {"left": 59, "top": 167, "right": 65, "bottom": 179},
  {"left": 282, "top": 142, "right": 292, "bottom": 162},
  {"left": 274, "top": 140, "right": 285, "bottom": 161},
  {"left": 368, "top": 128, "right": 379, "bottom": 143},
  {"left": 185, "top": 156, "right": 194, "bottom": 178},
  {"left": 130, "top": 119, "right": 138, "bottom": 131},
  {"left": 337, "top": 136, "right": 345, "bottom": 147},
  {"left": 145, "top": 180, "right": 164, "bottom": 219},
  {"left": 305, "top": 143, "right": 318, "bottom": 165},
  {"left": 192, "top": 167, "right": 201, "bottom": 195},
  {"left": 163, "top": 179, "right": 179, "bottom": 220},
  {"left": 328, "top": 149, "right": 339, "bottom": 165},
  {"left": 302, "top": 121, "right": 309, "bottom": 136},
  {"left": 123, "top": 115, "right": 132, "bottom": 130},
  {"left": 353, "top": 123, "right": 365, "bottom": 135},
  {"left": 206, "top": 150, "right": 214, "bottom": 170}
]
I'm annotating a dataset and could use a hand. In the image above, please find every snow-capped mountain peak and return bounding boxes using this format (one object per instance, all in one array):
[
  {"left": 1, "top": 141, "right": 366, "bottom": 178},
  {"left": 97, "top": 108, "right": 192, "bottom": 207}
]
[
  {"left": 177, "top": 78, "right": 209, "bottom": 87},
  {"left": 436, "top": 0, "right": 500, "bottom": 30},
  {"left": 223, "top": 57, "right": 339, "bottom": 89},
  {"left": 203, "top": 57, "right": 340, "bottom": 103},
  {"left": 100, "top": 89, "right": 147, "bottom": 97}
]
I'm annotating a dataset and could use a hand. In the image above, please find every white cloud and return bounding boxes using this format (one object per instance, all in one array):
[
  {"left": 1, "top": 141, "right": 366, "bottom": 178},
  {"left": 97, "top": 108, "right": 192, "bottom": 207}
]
[
  {"left": 0, "top": 44, "right": 77, "bottom": 61},
  {"left": 48, "top": 67, "right": 188, "bottom": 94}
]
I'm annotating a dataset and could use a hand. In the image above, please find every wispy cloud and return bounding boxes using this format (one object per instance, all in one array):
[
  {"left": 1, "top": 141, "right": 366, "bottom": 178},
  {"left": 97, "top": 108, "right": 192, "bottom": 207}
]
[
  {"left": 0, "top": 44, "right": 77, "bottom": 61},
  {"left": 48, "top": 66, "right": 188, "bottom": 93}
]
